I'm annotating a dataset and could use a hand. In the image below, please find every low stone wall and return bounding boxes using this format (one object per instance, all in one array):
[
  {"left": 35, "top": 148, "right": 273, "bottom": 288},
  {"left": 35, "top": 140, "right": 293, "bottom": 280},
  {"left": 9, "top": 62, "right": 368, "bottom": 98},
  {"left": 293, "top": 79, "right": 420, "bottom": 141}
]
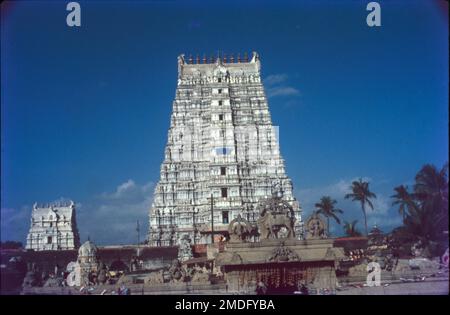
[{"left": 22, "top": 282, "right": 228, "bottom": 295}]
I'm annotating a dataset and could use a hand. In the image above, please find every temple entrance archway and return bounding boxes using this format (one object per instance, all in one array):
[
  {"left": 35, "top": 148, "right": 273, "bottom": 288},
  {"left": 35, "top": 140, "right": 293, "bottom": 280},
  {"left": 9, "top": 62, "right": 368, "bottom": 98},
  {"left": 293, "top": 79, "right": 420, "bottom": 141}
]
[{"left": 223, "top": 261, "right": 336, "bottom": 294}]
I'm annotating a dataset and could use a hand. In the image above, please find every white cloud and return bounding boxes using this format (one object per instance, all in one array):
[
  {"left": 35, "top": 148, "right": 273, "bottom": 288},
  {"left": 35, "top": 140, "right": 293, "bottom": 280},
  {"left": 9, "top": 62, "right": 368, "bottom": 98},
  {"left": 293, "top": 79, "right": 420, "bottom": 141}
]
[
  {"left": 264, "top": 74, "right": 301, "bottom": 99},
  {"left": 367, "top": 194, "right": 402, "bottom": 227},
  {"left": 267, "top": 87, "right": 300, "bottom": 98},
  {"left": 78, "top": 180, "right": 154, "bottom": 245},
  {"left": 264, "top": 74, "right": 288, "bottom": 86},
  {"left": 116, "top": 179, "right": 136, "bottom": 194}
]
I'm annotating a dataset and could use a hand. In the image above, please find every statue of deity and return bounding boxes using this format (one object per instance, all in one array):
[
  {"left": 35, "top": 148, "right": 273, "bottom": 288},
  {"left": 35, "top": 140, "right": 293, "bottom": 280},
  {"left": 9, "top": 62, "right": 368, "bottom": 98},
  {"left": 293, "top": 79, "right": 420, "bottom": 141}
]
[
  {"left": 178, "top": 234, "right": 193, "bottom": 262},
  {"left": 305, "top": 213, "right": 327, "bottom": 239},
  {"left": 228, "top": 214, "right": 252, "bottom": 242}
]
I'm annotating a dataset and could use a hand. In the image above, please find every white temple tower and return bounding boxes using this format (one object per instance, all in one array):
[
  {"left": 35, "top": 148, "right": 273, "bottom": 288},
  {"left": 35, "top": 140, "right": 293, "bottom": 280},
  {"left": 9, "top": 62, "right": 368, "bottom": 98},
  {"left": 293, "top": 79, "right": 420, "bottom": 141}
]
[
  {"left": 26, "top": 200, "right": 81, "bottom": 251},
  {"left": 148, "top": 52, "right": 302, "bottom": 246}
]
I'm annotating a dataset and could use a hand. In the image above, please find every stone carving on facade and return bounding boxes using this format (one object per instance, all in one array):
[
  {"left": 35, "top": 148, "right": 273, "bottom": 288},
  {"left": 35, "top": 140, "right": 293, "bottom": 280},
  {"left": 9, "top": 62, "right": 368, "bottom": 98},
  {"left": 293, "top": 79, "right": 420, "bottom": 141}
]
[
  {"left": 191, "top": 269, "right": 210, "bottom": 283},
  {"left": 215, "top": 251, "right": 244, "bottom": 266},
  {"left": 267, "top": 242, "right": 300, "bottom": 262},
  {"left": 256, "top": 195, "right": 296, "bottom": 239},
  {"left": 178, "top": 73, "right": 263, "bottom": 86},
  {"left": 167, "top": 259, "right": 186, "bottom": 283},
  {"left": 148, "top": 259, "right": 213, "bottom": 284},
  {"left": 178, "top": 234, "right": 193, "bottom": 262},
  {"left": 305, "top": 213, "right": 327, "bottom": 239},
  {"left": 145, "top": 269, "right": 165, "bottom": 285},
  {"left": 228, "top": 214, "right": 252, "bottom": 242}
]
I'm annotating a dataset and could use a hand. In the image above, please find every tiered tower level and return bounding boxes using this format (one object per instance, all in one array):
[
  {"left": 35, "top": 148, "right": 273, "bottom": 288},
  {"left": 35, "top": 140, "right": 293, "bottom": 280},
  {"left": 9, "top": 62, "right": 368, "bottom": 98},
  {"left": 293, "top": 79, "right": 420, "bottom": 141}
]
[{"left": 148, "top": 52, "right": 302, "bottom": 246}]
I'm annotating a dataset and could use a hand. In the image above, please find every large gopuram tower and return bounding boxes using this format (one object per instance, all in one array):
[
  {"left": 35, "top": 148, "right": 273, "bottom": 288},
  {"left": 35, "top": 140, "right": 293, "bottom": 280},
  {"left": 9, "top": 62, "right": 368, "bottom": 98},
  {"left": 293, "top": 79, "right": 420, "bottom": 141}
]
[{"left": 148, "top": 52, "right": 302, "bottom": 246}]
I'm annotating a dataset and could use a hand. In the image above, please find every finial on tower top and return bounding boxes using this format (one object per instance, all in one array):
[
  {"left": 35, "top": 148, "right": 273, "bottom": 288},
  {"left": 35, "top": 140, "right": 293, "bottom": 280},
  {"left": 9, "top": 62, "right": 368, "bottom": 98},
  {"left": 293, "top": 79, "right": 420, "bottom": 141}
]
[{"left": 178, "top": 51, "right": 260, "bottom": 65}]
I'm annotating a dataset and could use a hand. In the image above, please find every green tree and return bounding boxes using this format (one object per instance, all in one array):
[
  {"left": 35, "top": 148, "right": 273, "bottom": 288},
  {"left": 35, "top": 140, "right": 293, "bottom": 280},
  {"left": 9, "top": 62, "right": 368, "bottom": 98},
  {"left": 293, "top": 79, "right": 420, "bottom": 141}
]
[
  {"left": 345, "top": 179, "right": 377, "bottom": 236},
  {"left": 414, "top": 163, "right": 448, "bottom": 224},
  {"left": 314, "top": 196, "right": 343, "bottom": 236},
  {"left": 391, "top": 185, "right": 418, "bottom": 221},
  {"left": 343, "top": 220, "right": 362, "bottom": 237},
  {"left": 392, "top": 163, "right": 449, "bottom": 256}
]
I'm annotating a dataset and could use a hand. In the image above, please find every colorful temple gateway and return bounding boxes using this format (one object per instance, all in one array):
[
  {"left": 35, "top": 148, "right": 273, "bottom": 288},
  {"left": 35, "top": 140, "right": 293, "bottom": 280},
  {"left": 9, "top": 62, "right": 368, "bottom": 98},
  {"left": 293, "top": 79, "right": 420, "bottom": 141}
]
[{"left": 148, "top": 52, "right": 303, "bottom": 246}]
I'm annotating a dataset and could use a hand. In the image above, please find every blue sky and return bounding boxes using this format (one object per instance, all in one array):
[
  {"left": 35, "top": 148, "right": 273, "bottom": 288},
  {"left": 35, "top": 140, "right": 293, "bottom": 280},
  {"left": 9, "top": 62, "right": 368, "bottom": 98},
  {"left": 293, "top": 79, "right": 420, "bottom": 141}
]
[{"left": 1, "top": 0, "right": 448, "bottom": 245}]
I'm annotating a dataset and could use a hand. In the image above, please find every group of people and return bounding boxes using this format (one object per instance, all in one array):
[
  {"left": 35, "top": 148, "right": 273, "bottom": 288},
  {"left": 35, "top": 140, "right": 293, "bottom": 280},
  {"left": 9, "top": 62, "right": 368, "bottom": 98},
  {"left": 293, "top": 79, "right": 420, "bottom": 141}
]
[{"left": 255, "top": 280, "right": 309, "bottom": 295}]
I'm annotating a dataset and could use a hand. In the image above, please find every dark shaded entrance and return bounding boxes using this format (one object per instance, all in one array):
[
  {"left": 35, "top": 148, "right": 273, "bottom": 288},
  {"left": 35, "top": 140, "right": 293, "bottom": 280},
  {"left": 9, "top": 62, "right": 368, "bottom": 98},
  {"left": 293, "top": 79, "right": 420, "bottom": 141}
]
[{"left": 223, "top": 261, "right": 334, "bottom": 295}]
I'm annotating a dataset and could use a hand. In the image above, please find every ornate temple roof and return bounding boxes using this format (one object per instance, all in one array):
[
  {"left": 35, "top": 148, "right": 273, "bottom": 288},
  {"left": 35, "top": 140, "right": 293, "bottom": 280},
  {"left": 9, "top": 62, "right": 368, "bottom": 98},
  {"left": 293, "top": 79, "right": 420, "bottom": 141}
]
[{"left": 78, "top": 240, "right": 97, "bottom": 257}]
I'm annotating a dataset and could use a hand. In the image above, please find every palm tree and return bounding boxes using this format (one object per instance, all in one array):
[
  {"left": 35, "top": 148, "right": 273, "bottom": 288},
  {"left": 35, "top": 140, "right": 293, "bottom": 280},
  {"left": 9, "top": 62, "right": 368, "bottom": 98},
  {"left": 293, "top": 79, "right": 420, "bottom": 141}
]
[
  {"left": 345, "top": 179, "right": 377, "bottom": 236},
  {"left": 314, "top": 196, "right": 343, "bottom": 236},
  {"left": 413, "top": 163, "right": 448, "bottom": 241},
  {"left": 414, "top": 163, "right": 448, "bottom": 214},
  {"left": 391, "top": 185, "right": 418, "bottom": 221},
  {"left": 390, "top": 163, "right": 448, "bottom": 257},
  {"left": 343, "top": 220, "right": 362, "bottom": 237}
]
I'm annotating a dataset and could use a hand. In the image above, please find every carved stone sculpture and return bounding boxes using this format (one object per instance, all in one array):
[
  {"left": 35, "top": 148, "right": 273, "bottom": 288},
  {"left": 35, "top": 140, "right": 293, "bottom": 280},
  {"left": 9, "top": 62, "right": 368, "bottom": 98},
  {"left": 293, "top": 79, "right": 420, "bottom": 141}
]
[
  {"left": 267, "top": 242, "right": 300, "bottom": 262},
  {"left": 228, "top": 214, "right": 252, "bottom": 242},
  {"left": 305, "top": 213, "right": 327, "bottom": 239},
  {"left": 168, "top": 259, "right": 186, "bottom": 283},
  {"left": 192, "top": 272, "right": 209, "bottom": 283},
  {"left": 178, "top": 234, "right": 193, "bottom": 262},
  {"left": 256, "top": 196, "right": 296, "bottom": 239},
  {"left": 146, "top": 269, "right": 164, "bottom": 285}
]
